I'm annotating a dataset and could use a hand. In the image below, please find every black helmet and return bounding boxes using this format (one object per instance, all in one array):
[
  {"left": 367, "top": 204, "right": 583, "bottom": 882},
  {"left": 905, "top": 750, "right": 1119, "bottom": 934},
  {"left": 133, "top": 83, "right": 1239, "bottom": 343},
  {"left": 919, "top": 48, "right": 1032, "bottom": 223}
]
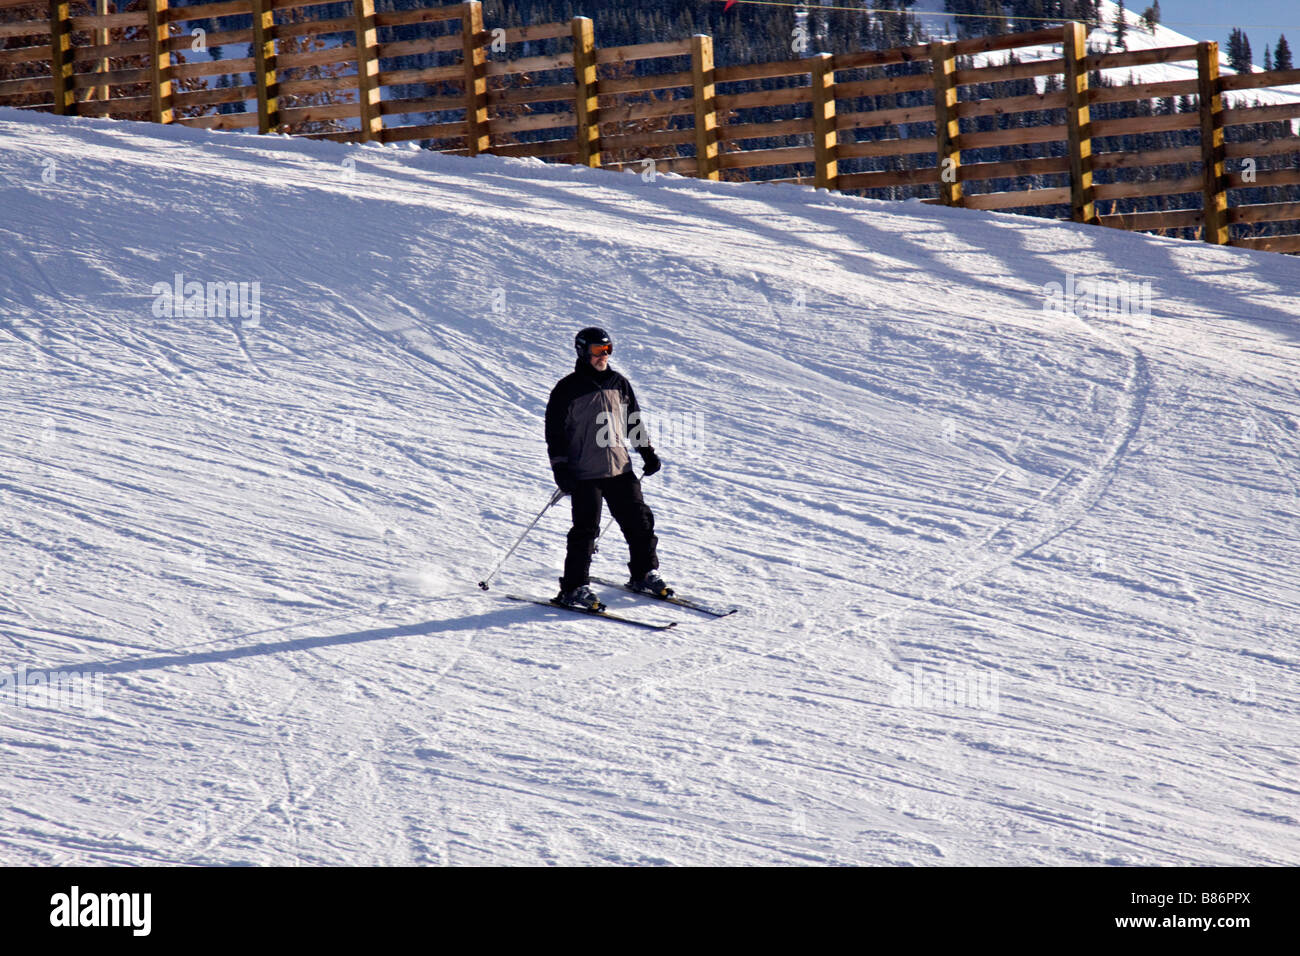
[{"left": 574, "top": 326, "right": 613, "bottom": 359}]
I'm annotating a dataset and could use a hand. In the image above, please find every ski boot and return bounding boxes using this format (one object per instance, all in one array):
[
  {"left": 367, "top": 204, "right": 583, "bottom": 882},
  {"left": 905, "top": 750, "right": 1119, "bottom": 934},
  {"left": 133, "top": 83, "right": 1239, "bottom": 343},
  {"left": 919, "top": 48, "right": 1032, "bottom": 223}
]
[
  {"left": 553, "top": 584, "right": 604, "bottom": 611},
  {"left": 626, "top": 570, "right": 672, "bottom": 598}
]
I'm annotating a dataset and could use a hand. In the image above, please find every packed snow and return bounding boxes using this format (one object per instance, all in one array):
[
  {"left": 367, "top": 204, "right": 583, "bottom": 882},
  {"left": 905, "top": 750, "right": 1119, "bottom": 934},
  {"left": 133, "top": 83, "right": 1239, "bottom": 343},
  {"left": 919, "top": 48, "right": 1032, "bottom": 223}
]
[{"left": 1, "top": 106, "right": 1298, "bottom": 865}]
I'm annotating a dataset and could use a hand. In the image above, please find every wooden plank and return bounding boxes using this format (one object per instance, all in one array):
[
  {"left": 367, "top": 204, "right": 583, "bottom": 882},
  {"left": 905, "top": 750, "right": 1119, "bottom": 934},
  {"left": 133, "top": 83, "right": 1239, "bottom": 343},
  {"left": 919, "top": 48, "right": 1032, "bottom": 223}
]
[
  {"left": 839, "top": 166, "right": 939, "bottom": 190},
  {"left": 605, "top": 155, "right": 697, "bottom": 176},
  {"left": 715, "top": 85, "right": 810, "bottom": 112},
  {"left": 76, "top": 95, "right": 150, "bottom": 115},
  {"left": 272, "top": 17, "right": 354, "bottom": 41},
  {"left": 931, "top": 40, "right": 960, "bottom": 206},
  {"left": 279, "top": 46, "right": 356, "bottom": 71},
  {"left": 1091, "top": 112, "right": 1200, "bottom": 138},
  {"left": 70, "top": 12, "right": 145, "bottom": 29},
  {"left": 485, "top": 53, "right": 572, "bottom": 77},
  {"left": 1227, "top": 167, "right": 1300, "bottom": 189},
  {"left": 716, "top": 57, "right": 813, "bottom": 84},
  {"left": 954, "top": 58, "right": 1063, "bottom": 87},
  {"left": 600, "top": 128, "right": 695, "bottom": 149},
  {"left": 837, "top": 137, "right": 936, "bottom": 159},
  {"left": 1092, "top": 145, "right": 1201, "bottom": 169},
  {"left": 381, "top": 121, "right": 467, "bottom": 143},
  {"left": 837, "top": 103, "right": 935, "bottom": 129},
  {"left": 0, "top": 45, "right": 50, "bottom": 67},
  {"left": 1086, "top": 44, "right": 1200, "bottom": 71},
  {"left": 354, "top": 0, "right": 380, "bottom": 142},
  {"left": 596, "top": 40, "right": 692, "bottom": 64},
  {"left": 168, "top": 0, "right": 247, "bottom": 21},
  {"left": 490, "top": 83, "right": 574, "bottom": 107},
  {"left": 498, "top": 22, "right": 571, "bottom": 45},
  {"left": 1220, "top": 67, "right": 1300, "bottom": 92},
  {"left": 377, "top": 95, "right": 462, "bottom": 116},
  {"left": 833, "top": 43, "right": 931, "bottom": 71},
  {"left": 1197, "top": 41, "right": 1228, "bottom": 244},
  {"left": 462, "top": 0, "right": 488, "bottom": 155},
  {"left": 1099, "top": 208, "right": 1204, "bottom": 231},
  {"left": 962, "top": 186, "right": 1070, "bottom": 210},
  {"left": 172, "top": 84, "right": 257, "bottom": 108},
  {"left": 1227, "top": 202, "right": 1300, "bottom": 225},
  {"left": 278, "top": 75, "right": 357, "bottom": 96},
  {"left": 487, "top": 111, "right": 575, "bottom": 133},
  {"left": 811, "top": 52, "right": 837, "bottom": 190},
  {"left": 250, "top": 0, "right": 278, "bottom": 133},
  {"left": 1094, "top": 175, "right": 1204, "bottom": 200},
  {"left": 165, "top": 29, "right": 250, "bottom": 52},
  {"left": 958, "top": 155, "right": 1071, "bottom": 182},
  {"left": 491, "top": 137, "right": 577, "bottom": 158},
  {"left": 718, "top": 145, "right": 815, "bottom": 170},
  {"left": 1230, "top": 234, "right": 1300, "bottom": 253},
  {"left": 376, "top": 64, "right": 462, "bottom": 88},
  {"left": 374, "top": 6, "right": 464, "bottom": 28},
  {"left": 834, "top": 73, "right": 933, "bottom": 99},
  {"left": 49, "top": 0, "right": 74, "bottom": 115},
  {"left": 174, "top": 112, "right": 259, "bottom": 130},
  {"left": 1222, "top": 102, "right": 1300, "bottom": 127},
  {"left": 600, "top": 96, "right": 693, "bottom": 123},
  {"left": 0, "top": 75, "right": 52, "bottom": 96},
  {"left": 691, "top": 34, "right": 719, "bottom": 181},
  {"left": 956, "top": 89, "right": 1068, "bottom": 119},
  {"left": 172, "top": 57, "right": 255, "bottom": 79},
  {"left": 377, "top": 34, "right": 461, "bottom": 61},
  {"left": 69, "top": 67, "right": 150, "bottom": 89},
  {"left": 0, "top": 20, "right": 49, "bottom": 41},
  {"left": 1223, "top": 138, "right": 1300, "bottom": 160},
  {"left": 1063, "top": 21, "right": 1095, "bottom": 224},
  {"left": 279, "top": 102, "right": 363, "bottom": 124},
  {"left": 718, "top": 116, "right": 814, "bottom": 142},
  {"left": 955, "top": 124, "right": 1067, "bottom": 149},
  {"left": 597, "top": 71, "right": 692, "bottom": 95},
  {"left": 572, "top": 16, "right": 599, "bottom": 167},
  {"left": 950, "top": 26, "right": 1063, "bottom": 57},
  {"left": 1089, "top": 78, "right": 1198, "bottom": 104},
  {"left": 146, "top": 0, "right": 172, "bottom": 124}
]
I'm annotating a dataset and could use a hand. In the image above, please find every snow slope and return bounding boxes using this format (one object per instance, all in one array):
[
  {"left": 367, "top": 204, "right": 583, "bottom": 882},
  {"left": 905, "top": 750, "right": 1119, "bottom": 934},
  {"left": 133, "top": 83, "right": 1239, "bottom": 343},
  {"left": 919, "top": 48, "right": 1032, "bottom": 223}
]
[{"left": 1, "top": 107, "right": 1299, "bottom": 866}]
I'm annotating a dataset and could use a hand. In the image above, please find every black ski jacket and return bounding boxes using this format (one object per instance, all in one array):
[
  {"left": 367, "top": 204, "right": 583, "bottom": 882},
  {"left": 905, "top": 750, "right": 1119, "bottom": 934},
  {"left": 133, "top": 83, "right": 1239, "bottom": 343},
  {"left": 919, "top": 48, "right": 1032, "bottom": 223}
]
[{"left": 546, "top": 360, "right": 648, "bottom": 481}]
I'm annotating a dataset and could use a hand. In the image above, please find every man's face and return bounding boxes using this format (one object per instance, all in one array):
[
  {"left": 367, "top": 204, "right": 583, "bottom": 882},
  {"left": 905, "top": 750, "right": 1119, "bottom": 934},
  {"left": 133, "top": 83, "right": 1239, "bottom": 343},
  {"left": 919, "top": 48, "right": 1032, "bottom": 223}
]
[{"left": 588, "top": 351, "right": 610, "bottom": 372}]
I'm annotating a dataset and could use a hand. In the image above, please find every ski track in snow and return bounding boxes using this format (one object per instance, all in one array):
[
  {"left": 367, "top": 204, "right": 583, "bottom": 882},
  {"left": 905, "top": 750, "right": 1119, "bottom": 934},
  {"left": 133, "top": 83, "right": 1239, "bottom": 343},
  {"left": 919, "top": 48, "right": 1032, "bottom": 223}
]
[{"left": 1, "top": 108, "right": 1298, "bottom": 865}]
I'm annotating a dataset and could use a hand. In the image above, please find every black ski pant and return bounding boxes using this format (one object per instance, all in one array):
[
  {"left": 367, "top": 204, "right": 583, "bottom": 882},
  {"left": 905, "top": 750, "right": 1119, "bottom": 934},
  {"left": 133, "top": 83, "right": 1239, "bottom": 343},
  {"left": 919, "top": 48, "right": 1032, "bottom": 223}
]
[{"left": 560, "top": 471, "right": 658, "bottom": 592}]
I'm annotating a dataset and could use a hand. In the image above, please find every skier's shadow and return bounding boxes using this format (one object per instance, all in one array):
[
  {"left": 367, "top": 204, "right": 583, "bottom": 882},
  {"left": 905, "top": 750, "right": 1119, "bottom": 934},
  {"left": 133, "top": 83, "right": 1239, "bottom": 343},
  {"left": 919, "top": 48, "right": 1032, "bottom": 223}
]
[{"left": 68, "top": 607, "right": 526, "bottom": 676}]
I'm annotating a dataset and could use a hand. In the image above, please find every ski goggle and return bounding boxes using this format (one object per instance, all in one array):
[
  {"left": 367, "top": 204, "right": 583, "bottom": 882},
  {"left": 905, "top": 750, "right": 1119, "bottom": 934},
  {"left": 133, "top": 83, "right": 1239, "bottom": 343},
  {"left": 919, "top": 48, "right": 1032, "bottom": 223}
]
[{"left": 587, "top": 342, "right": 613, "bottom": 356}]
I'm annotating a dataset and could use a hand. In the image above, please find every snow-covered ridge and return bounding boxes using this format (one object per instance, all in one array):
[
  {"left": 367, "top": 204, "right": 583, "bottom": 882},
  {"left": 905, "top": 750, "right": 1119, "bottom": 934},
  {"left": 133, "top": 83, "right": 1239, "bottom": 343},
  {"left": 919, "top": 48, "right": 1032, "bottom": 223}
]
[{"left": 1, "top": 107, "right": 1298, "bottom": 865}]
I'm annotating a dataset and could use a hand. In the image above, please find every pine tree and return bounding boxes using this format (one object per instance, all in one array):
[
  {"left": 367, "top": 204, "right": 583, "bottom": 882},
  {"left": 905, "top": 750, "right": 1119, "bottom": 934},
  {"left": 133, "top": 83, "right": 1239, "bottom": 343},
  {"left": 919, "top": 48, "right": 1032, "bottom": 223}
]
[
  {"left": 1227, "top": 29, "right": 1254, "bottom": 74},
  {"left": 1275, "top": 35, "right": 1293, "bottom": 72},
  {"left": 1264, "top": 46, "right": 1272, "bottom": 72},
  {"left": 1113, "top": 0, "right": 1128, "bottom": 51},
  {"left": 1140, "top": 1, "right": 1160, "bottom": 34}
]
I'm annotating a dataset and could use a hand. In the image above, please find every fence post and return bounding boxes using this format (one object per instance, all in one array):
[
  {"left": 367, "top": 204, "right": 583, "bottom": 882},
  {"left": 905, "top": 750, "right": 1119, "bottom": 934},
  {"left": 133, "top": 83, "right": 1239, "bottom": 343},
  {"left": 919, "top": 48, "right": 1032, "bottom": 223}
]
[
  {"left": 572, "top": 16, "right": 600, "bottom": 168},
  {"left": 251, "top": 0, "right": 279, "bottom": 133},
  {"left": 49, "top": 0, "right": 75, "bottom": 115},
  {"left": 811, "top": 53, "right": 838, "bottom": 190},
  {"left": 93, "top": 0, "right": 109, "bottom": 102},
  {"left": 146, "top": 0, "right": 173, "bottom": 124},
  {"left": 1062, "top": 22, "right": 1096, "bottom": 224},
  {"left": 461, "top": 0, "right": 489, "bottom": 155},
  {"left": 354, "top": 0, "right": 382, "bottom": 142},
  {"left": 930, "top": 40, "right": 961, "bottom": 206},
  {"left": 691, "top": 34, "right": 719, "bottom": 180},
  {"left": 1197, "top": 41, "right": 1229, "bottom": 244}
]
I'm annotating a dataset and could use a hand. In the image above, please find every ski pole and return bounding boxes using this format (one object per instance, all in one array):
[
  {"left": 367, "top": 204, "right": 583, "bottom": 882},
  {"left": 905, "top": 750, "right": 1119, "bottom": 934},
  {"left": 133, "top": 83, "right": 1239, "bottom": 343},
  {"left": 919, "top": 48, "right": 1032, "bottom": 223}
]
[{"left": 478, "top": 487, "right": 564, "bottom": 591}]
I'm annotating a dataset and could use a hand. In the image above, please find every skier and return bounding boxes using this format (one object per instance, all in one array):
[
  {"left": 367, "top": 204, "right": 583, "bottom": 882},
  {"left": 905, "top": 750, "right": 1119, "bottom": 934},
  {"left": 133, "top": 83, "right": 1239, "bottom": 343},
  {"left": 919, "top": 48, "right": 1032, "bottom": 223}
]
[{"left": 546, "top": 327, "right": 667, "bottom": 610}]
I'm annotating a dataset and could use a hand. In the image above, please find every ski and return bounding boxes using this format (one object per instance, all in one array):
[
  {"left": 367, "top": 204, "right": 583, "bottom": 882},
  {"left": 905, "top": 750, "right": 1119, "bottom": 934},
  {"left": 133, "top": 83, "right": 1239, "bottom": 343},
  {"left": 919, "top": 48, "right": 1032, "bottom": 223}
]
[
  {"left": 503, "top": 594, "right": 677, "bottom": 631},
  {"left": 590, "top": 577, "right": 739, "bottom": 618}
]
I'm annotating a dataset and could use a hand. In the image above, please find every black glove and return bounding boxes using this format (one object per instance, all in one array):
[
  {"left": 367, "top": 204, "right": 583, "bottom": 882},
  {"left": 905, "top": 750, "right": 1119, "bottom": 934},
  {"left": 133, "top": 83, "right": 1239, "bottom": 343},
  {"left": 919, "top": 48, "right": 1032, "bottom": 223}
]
[
  {"left": 552, "top": 462, "right": 578, "bottom": 495},
  {"left": 638, "top": 446, "right": 662, "bottom": 477}
]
